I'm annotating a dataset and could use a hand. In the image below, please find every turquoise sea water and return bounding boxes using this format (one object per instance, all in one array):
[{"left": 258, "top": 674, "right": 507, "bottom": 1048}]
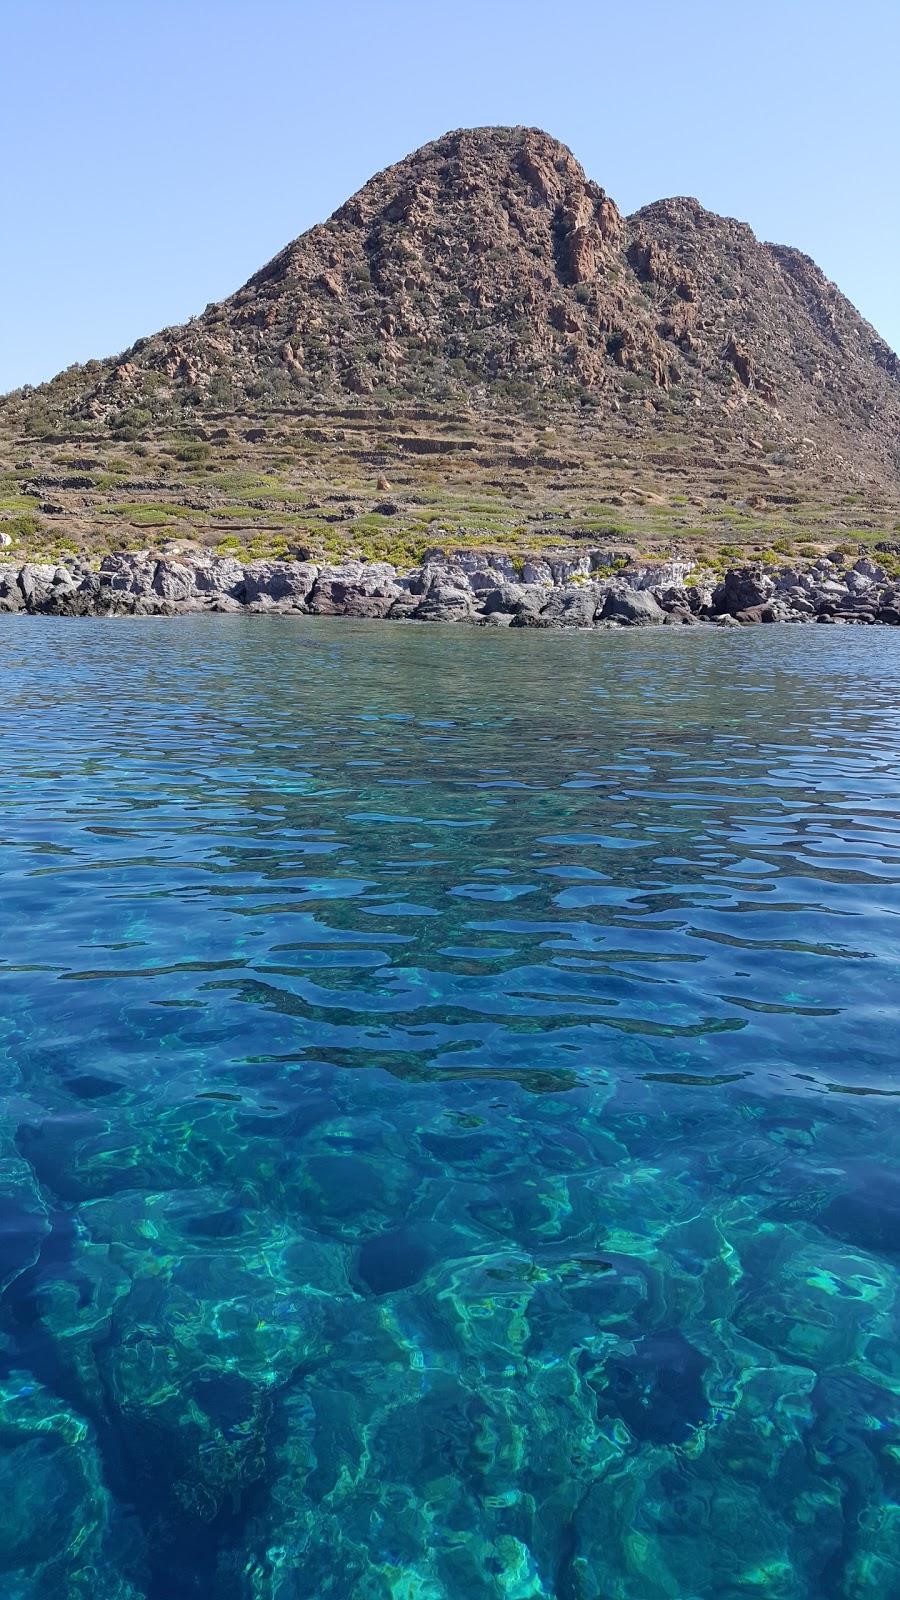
[{"left": 1, "top": 618, "right": 900, "bottom": 1599}]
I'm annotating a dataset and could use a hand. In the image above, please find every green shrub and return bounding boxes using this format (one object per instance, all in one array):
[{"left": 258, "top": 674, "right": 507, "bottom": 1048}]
[
  {"left": 23, "top": 403, "right": 56, "bottom": 438},
  {"left": 171, "top": 439, "right": 212, "bottom": 465},
  {"left": 2, "top": 511, "right": 42, "bottom": 540},
  {"left": 111, "top": 408, "right": 153, "bottom": 440}
]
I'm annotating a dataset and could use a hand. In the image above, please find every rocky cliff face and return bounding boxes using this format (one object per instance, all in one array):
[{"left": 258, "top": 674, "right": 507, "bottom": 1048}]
[
  {"left": 629, "top": 197, "right": 900, "bottom": 479},
  {"left": 3, "top": 549, "right": 898, "bottom": 629},
  {"left": 4, "top": 126, "right": 899, "bottom": 492}
]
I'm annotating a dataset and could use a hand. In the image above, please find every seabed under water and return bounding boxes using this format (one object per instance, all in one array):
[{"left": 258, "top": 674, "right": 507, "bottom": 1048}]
[{"left": 0, "top": 618, "right": 899, "bottom": 1598}]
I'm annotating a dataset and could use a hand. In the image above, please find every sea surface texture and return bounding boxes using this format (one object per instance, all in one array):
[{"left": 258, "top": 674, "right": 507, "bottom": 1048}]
[{"left": 1, "top": 618, "right": 899, "bottom": 1600}]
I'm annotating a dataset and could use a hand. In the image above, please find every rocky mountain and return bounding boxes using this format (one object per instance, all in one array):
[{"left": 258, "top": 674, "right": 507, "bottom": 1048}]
[{"left": 4, "top": 125, "right": 899, "bottom": 492}]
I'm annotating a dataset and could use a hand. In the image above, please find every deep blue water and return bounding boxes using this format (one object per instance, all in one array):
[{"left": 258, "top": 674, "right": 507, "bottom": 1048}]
[{"left": 1, "top": 617, "right": 900, "bottom": 1599}]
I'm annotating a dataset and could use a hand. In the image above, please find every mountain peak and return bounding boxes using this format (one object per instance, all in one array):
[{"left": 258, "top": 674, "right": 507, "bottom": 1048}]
[
  {"left": 318, "top": 122, "right": 618, "bottom": 251},
  {"left": 338, "top": 124, "right": 589, "bottom": 195},
  {"left": 3, "top": 126, "right": 898, "bottom": 491}
]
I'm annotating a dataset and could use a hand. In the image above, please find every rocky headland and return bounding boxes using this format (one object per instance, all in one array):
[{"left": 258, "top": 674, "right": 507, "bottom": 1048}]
[{"left": 2, "top": 548, "right": 898, "bottom": 628}]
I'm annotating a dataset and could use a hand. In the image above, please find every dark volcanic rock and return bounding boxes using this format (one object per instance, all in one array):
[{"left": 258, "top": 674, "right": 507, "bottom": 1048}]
[
  {"left": 482, "top": 582, "right": 532, "bottom": 615},
  {"left": 8, "top": 552, "right": 900, "bottom": 632},
  {"left": 600, "top": 586, "right": 666, "bottom": 626},
  {"left": 712, "top": 568, "right": 773, "bottom": 616},
  {"left": 152, "top": 560, "right": 197, "bottom": 603},
  {"left": 244, "top": 560, "right": 318, "bottom": 605},
  {"left": 536, "top": 584, "right": 604, "bottom": 627}
]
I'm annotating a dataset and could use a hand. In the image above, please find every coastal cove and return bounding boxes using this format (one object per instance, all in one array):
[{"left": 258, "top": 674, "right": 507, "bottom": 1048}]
[
  {"left": 2, "top": 547, "right": 900, "bottom": 626},
  {"left": 2, "top": 616, "right": 900, "bottom": 1597}
]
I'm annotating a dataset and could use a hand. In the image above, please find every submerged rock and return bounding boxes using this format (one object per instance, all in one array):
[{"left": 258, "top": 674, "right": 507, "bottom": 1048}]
[
  {"left": 587, "top": 1327, "right": 710, "bottom": 1444},
  {"left": 0, "top": 1375, "right": 147, "bottom": 1598}
]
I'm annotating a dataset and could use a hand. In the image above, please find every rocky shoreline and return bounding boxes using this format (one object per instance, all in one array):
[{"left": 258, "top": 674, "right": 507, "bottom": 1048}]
[{"left": 2, "top": 549, "right": 899, "bottom": 627}]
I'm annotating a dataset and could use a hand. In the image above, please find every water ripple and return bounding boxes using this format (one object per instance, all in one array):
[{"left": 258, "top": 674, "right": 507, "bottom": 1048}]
[{"left": 1, "top": 619, "right": 900, "bottom": 1596}]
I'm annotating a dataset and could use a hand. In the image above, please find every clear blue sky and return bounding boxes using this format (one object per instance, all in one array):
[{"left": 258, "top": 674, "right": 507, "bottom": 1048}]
[{"left": 2, "top": 0, "right": 897, "bottom": 393}]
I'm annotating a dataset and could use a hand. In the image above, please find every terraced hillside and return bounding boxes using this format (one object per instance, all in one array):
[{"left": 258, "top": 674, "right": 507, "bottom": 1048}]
[{"left": 2, "top": 400, "right": 899, "bottom": 577}]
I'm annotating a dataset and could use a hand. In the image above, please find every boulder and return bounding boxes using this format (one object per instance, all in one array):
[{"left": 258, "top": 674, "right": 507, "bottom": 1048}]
[
  {"left": 601, "top": 586, "right": 665, "bottom": 626},
  {"left": 481, "top": 582, "right": 532, "bottom": 615},
  {"left": 132, "top": 596, "right": 177, "bottom": 616},
  {"left": 521, "top": 558, "right": 554, "bottom": 585},
  {"left": 386, "top": 592, "right": 422, "bottom": 620},
  {"left": 0, "top": 565, "right": 24, "bottom": 610},
  {"left": 538, "top": 584, "right": 604, "bottom": 627},
  {"left": 685, "top": 583, "right": 714, "bottom": 614},
  {"left": 41, "top": 588, "right": 99, "bottom": 617},
  {"left": 509, "top": 588, "right": 553, "bottom": 626},
  {"left": 656, "top": 585, "right": 691, "bottom": 612},
  {"left": 546, "top": 554, "right": 592, "bottom": 584},
  {"left": 424, "top": 548, "right": 518, "bottom": 588},
  {"left": 414, "top": 580, "right": 476, "bottom": 621},
  {"left": 98, "top": 554, "right": 156, "bottom": 596},
  {"left": 401, "top": 562, "right": 476, "bottom": 621},
  {"left": 152, "top": 560, "right": 199, "bottom": 603},
  {"left": 17, "top": 563, "right": 57, "bottom": 610},
  {"left": 621, "top": 560, "right": 694, "bottom": 591},
  {"left": 773, "top": 567, "right": 805, "bottom": 593},
  {"left": 466, "top": 565, "right": 516, "bottom": 595},
  {"left": 307, "top": 561, "right": 397, "bottom": 615},
  {"left": 854, "top": 555, "right": 886, "bottom": 583},
  {"left": 245, "top": 560, "right": 318, "bottom": 606},
  {"left": 711, "top": 567, "right": 774, "bottom": 615},
  {"left": 420, "top": 560, "right": 474, "bottom": 591},
  {"left": 194, "top": 557, "right": 247, "bottom": 598},
  {"left": 510, "top": 605, "right": 555, "bottom": 628},
  {"left": 777, "top": 586, "right": 816, "bottom": 615}
]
